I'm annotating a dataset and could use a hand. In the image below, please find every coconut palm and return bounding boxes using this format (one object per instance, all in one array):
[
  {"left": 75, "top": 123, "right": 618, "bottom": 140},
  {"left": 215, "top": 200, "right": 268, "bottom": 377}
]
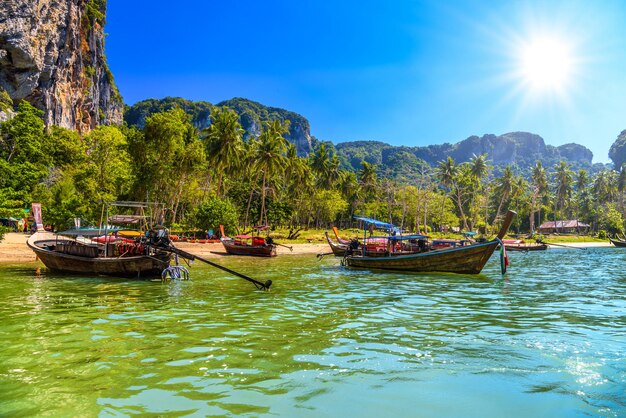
[
  {"left": 203, "top": 106, "right": 244, "bottom": 197},
  {"left": 553, "top": 161, "right": 574, "bottom": 225},
  {"left": 529, "top": 161, "right": 548, "bottom": 232},
  {"left": 493, "top": 165, "right": 515, "bottom": 225},
  {"left": 251, "top": 120, "right": 290, "bottom": 226},
  {"left": 435, "top": 157, "right": 457, "bottom": 230}
]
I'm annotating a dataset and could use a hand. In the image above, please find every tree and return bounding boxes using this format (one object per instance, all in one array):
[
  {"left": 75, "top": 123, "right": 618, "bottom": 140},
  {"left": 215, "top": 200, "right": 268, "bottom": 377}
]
[
  {"left": 203, "top": 106, "right": 244, "bottom": 197},
  {"left": 358, "top": 160, "right": 379, "bottom": 205},
  {"left": 195, "top": 197, "right": 239, "bottom": 235},
  {"left": 128, "top": 108, "right": 205, "bottom": 223},
  {"left": 553, "top": 161, "right": 574, "bottom": 223},
  {"left": 493, "top": 165, "right": 515, "bottom": 225},
  {"left": 81, "top": 126, "right": 132, "bottom": 206},
  {"left": 0, "top": 101, "right": 49, "bottom": 165},
  {"left": 529, "top": 162, "right": 548, "bottom": 231},
  {"left": 251, "top": 120, "right": 289, "bottom": 226}
]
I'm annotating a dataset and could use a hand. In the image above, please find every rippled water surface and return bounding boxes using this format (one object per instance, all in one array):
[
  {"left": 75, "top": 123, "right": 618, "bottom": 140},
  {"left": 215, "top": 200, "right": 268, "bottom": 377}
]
[{"left": 1, "top": 248, "right": 625, "bottom": 417}]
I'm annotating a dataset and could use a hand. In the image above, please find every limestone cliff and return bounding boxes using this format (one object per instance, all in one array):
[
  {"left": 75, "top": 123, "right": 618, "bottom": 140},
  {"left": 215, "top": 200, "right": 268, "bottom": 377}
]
[{"left": 0, "top": 0, "right": 122, "bottom": 133}]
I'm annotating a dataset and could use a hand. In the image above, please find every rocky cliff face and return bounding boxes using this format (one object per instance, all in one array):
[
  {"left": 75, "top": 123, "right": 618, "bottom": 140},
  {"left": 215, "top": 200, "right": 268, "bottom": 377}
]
[{"left": 0, "top": 0, "right": 122, "bottom": 133}]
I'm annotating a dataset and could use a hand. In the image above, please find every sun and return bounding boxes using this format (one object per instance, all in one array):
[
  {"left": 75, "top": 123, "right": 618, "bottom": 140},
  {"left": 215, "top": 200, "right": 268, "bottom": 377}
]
[{"left": 519, "top": 36, "right": 573, "bottom": 91}]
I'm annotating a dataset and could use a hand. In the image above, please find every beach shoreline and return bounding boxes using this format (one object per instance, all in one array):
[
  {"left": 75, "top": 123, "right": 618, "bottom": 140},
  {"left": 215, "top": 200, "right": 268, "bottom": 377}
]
[
  {"left": 0, "top": 232, "right": 614, "bottom": 264},
  {"left": 0, "top": 232, "right": 330, "bottom": 263}
]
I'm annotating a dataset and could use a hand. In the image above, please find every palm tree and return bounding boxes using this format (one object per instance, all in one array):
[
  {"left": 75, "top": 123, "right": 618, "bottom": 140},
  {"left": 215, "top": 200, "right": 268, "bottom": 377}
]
[
  {"left": 529, "top": 161, "right": 548, "bottom": 232},
  {"left": 493, "top": 165, "right": 515, "bottom": 226},
  {"left": 468, "top": 153, "right": 490, "bottom": 229},
  {"left": 251, "top": 120, "right": 289, "bottom": 226},
  {"left": 553, "top": 161, "right": 574, "bottom": 229},
  {"left": 310, "top": 143, "right": 341, "bottom": 189},
  {"left": 203, "top": 106, "right": 244, "bottom": 197},
  {"left": 618, "top": 164, "right": 626, "bottom": 216},
  {"left": 358, "top": 161, "right": 379, "bottom": 204},
  {"left": 435, "top": 157, "right": 457, "bottom": 231}
]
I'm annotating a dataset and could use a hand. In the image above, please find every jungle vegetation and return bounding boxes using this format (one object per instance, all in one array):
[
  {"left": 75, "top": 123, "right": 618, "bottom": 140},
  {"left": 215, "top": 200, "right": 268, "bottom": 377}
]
[{"left": 2, "top": 99, "right": 626, "bottom": 237}]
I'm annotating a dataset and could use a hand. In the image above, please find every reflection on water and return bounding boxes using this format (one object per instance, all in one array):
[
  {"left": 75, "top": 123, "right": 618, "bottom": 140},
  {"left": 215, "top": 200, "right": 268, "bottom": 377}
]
[{"left": 0, "top": 249, "right": 625, "bottom": 417}]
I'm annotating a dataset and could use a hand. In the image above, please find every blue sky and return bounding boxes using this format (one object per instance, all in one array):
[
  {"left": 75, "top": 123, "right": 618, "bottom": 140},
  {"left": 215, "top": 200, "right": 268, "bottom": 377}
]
[{"left": 105, "top": 0, "right": 626, "bottom": 163}]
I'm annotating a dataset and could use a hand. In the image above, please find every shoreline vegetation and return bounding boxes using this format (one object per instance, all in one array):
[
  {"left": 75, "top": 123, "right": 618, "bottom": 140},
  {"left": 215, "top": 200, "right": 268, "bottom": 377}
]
[
  {"left": 2, "top": 100, "right": 626, "bottom": 243},
  {"left": 0, "top": 232, "right": 612, "bottom": 265}
]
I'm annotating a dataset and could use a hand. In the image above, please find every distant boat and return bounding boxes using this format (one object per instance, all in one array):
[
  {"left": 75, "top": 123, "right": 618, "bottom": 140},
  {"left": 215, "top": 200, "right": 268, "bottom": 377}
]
[
  {"left": 609, "top": 236, "right": 626, "bottom": 248},
  {"left": 343, "top": 211, "right": 516, "bottom": 275},
  {"left": 219, "top": 225, "right": 277, "bottom": 257},
  {"left": 502, "top": 239, "right": 548, "bottom": 252}
]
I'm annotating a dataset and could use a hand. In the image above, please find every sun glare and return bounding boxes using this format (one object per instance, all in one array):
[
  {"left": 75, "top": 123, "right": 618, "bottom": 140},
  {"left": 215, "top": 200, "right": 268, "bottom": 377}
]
[{"left": 519, "top": 37, "right": 573, "bottom": 91}]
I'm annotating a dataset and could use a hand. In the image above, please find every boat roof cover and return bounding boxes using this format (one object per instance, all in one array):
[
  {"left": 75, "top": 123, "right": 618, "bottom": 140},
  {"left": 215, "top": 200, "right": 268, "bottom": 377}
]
[
  {"left": 56, "top": 227, "right": 121, "bottom": 237},
  {"left": 353, "top": 216, "right": 395, "bottom": 229},
  {"left": 108, "top": 215, "right": 145, "bottom": 224},
  {"left": 387, "top": 234, "right": 429, "bottom": 241}
]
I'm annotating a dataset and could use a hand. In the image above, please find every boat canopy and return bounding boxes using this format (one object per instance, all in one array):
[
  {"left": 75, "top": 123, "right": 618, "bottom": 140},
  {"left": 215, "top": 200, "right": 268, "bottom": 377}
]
[
  {"left": 387, "top": 234, "right": 429, "bottom": 241},
  {"left": 353, "top": 216, "right": 395, "bottom": 229},
  {"left": 108, "top": 215, "right": 145, "bottom": 224},
  {"left": 56, "top": 227, "right": 121, "bottom": 237}
]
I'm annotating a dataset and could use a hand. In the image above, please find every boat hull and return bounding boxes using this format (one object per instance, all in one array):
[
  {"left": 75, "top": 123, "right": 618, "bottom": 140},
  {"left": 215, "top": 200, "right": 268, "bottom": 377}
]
[
  {"left": 345, "top": 240, "right": 499, "bottom": 274},
  {"left": 28, "top": 238, "right": 171, "bottom": 278},
  {"left": 609, "top": 238, "right": 626, "bottom": 248},
  {"left": 504, "top": 243, "right": 548, "bottom": 251},
  {"left": 325, "top": 231, "right": 349, "bottom": 256},
  {"left": 221, "top": 239, "right": 277, "bottom": 257}
]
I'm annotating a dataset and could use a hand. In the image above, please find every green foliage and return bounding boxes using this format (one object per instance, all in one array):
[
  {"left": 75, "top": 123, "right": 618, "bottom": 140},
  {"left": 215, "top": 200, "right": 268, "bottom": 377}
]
[
  {"left": 311, "top": 190, "right": 348, "bottom": 225},
  {"left": 85, "top": 0, "right": 106, "bottom": 26},
  {"left": 598, "top": 229, "right": 607, "bottom": 239},
  {"left": 0, "top": 101, "right": 49, "bottom": 165},
  {"left": 124, "top": 97, "right": 212, "bottom": 129},
  {"left": 0, "top": 89, "right": 12, "bottom": 112},
  {"left": 194, "top": 198, "right": 239, "bottom": 235},
  {"left": 0, "top": 226, "right": 9, "bottom": 242}
]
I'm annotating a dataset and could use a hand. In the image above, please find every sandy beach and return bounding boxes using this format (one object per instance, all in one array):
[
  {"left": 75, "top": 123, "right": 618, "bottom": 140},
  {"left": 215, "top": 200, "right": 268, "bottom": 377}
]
[
  {"left": 0, "top": 232, "right": 330, "bottom": 263},
  {"left": 0, "top": 232, "right": 614, "bottom": 264}
]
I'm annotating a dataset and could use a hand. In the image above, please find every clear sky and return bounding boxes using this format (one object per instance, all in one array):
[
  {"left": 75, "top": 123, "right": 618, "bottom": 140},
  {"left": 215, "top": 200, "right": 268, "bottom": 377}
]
[{"left": 105, "top": 0, "right": 626, "bottom": 163}]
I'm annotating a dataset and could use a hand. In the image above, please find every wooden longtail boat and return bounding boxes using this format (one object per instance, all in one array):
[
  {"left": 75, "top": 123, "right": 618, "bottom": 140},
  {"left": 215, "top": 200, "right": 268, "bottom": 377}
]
[
  {"left": 28, "top": 233, "right": 171, "bottom": 277},
  {"left": 325, "top": 231, "right": 349, "bottom": 256},
  {"left": 219, "top": 225, "right": 277, "bottom": 257},
  {"left": 609, "top": 236, "right": 626, "bottom": 247},
  {"left": 325, "top": 230, "right": 427, "bottom": 257},
  {"left": 344, "top": 210, "right": 516, "bottom": 274},
  {"left": 332, "top": 226, "right": 351, "bottom": 245},
  {"left": 502, "top": 241, "right": 548, "bottom": 251}
]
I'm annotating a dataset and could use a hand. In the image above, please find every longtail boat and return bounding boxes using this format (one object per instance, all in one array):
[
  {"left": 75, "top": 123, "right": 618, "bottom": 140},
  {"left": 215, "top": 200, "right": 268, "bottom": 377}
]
[
  {"left": 27, "top": 202, "right": 172, "bottom": 278},
  {"left": 343, "top": 210, "right": 516, "bottom": 274},
  {"left": 502, "top": 239, "right": 548, "bottom": 251},
  {"left": 28, "top": 232, "right": 171, "bottom": 277},
  {"left": 325, "top": 231, "right": 349, "bottom": 256},
  {"left": 609, "top": 236, "right": 626, "bottom": 247},
  {"left": 219, "top": 225, "right": 277, "bottom": 257},
  {"left": 332, "top": 226, "right": 351, "bottom": 245}
]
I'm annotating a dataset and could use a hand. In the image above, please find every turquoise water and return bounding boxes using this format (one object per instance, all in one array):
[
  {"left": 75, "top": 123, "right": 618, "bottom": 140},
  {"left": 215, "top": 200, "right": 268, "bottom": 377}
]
[{"left": 0, "top": 249, "right": 625, "bottom": 417}]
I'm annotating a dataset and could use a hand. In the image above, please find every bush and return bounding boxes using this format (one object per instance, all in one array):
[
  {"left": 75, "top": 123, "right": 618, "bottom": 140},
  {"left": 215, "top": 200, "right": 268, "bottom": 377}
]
[
  {"left": 194, "top": 197, "right": 239, "bottom": 235},
  {"left": 0, "top": 226, "right": 9, "bottom": 242},
  {"left": 598, "top": 230, "right": 607, "bottom": 239}
]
